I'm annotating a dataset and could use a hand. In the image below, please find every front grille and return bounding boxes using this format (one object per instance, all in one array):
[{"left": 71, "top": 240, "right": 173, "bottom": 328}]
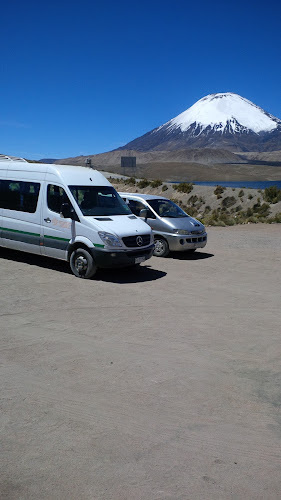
[
  {"left": 122, "top": 234, "right": 151, "bottom": 248},
  {"left": 186, "top": 236, "right": 207, "bottom": 243}
]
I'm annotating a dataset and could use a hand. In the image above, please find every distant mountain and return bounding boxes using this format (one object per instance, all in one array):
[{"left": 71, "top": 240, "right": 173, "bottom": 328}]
[
  {"left": 55, "top": 148, "right": 243, "bottom": 168},
  {"left": 117, "top": 93, "right": 281, "bottom": 153},
  {"left": 39, "top": 158, "right": 58, "bottom": 164}
]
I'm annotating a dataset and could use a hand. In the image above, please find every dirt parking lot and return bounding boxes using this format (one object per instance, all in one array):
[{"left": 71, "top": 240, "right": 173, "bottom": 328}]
[{"left": 1, "top": 224, "right": 281, "bottom": 500}]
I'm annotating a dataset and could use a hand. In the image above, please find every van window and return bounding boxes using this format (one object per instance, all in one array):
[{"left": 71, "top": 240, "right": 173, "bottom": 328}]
[
  {"left": 148, "top": 199, "right": 188, "bottom": 218},
  {"left": 0, "top": 180, "right": 40, "bottom": 213},
  {"left": 127, "top": 199, "right": 155, "bottom": 218},
  {"left": 69, "top": 185, "right": 131, "bottom": 216},
  {"left": 47, "top": 184, "right": 71, "bottom": 213}
]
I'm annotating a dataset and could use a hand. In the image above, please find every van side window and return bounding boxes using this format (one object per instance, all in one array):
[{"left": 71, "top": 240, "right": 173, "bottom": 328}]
[
  {"left": 127, "top": 200, "right": 146, "bottom": 216},
  {"left": 0, "top": 180, "right": 40, "bottom": 213},
  {"left": 128, "top": 200, "right": 155, "bottom": 218},
  {"left": 47, "top": 184, "right": 70, "bottom": 213}
]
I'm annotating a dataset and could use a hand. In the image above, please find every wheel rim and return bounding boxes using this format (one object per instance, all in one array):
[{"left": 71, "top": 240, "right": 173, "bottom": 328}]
[
  {"left": 74, "top": 255, "right": 88, "bottom": 274},
  {"left": 154, "top": 240, "right": 165, "bottom": 256}
]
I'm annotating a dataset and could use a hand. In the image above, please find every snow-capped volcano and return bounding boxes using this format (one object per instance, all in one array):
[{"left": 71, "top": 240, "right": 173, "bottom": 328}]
[
  {"left": 164, "top": 93, "right": 279, "bottom": 134},
  {"left": 118, "top": 93, "right": 281, "bottom": 152}
]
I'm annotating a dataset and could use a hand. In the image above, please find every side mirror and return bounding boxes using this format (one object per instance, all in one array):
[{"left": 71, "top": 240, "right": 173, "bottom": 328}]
[
  {"left": 60, "top": 203, "right": 74, "bottom": 219},
  {"left": 139, "top": 208, "right": 148, "bottom": 220}
]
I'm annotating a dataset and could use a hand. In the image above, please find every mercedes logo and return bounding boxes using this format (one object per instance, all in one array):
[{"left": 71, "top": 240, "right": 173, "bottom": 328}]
[{"left": 136, "top": 236, "right": 143, "bottom": 246}]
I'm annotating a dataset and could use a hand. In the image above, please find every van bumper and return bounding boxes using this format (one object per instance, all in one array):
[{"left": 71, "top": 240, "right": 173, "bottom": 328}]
[
  {"left": 164, "top": 232, "right": 208, "bottom": 252},
  {"left": 90, "top": 244, "right": 154, "bottom": 268}
]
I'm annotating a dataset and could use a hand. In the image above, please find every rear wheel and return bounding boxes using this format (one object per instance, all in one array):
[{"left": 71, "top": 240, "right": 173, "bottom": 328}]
[
  {"left": 153, "top": 237, "right": 169, "bottom": 257},
  {"left": 70, "top": 248, "right": 97, "bottom": 278}
]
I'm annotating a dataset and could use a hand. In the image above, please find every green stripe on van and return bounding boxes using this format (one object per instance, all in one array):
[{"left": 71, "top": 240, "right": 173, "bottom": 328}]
[
  {"left": 0, "top": 226, "right": 40, "bottom": 237},
  {"left": 0, "top": 226, "right": 104, "bottom": 248},
  {"left": 44, "top": 235, "right": 69, "bottom": 242}
]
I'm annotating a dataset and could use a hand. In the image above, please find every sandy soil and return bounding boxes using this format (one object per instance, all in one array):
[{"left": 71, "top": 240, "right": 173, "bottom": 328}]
[{"left": 1, "top": 224, "right": 281, "bottom": 499}]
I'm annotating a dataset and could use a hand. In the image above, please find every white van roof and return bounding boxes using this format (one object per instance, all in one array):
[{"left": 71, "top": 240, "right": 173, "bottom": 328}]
[
  {"left": 0, "top": 155, "right": 27, "bottom": 162},
  {"left": 1, "top": 158, "right": 111, "bottom": 187}
]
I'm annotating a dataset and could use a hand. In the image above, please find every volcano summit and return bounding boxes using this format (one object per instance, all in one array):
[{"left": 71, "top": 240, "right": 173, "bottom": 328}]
[{"left": 118, "top": 93, "right": 281, "bottom": 153}]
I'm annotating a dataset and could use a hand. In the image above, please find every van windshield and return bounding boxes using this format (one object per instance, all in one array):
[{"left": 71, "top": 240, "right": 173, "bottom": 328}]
[
  {"left": 69, "top": 186, "right": 132, "bottom": 216},
  {"left": 148, "top": 198, "right": 188, "bottom": 218}
]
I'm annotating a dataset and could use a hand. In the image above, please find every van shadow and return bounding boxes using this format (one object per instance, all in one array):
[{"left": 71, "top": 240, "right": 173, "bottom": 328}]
[
  {"left": 96, "top": 265, "right": 166, "bottom": 284},
  {"left": 0, "top": 248, "right": 72, "bottom": 274},
  {"left": 0, "top": 248, "right": 166, "bottom": 283},
  {"left": 168, "top": 250, "right": 214, "bottom": 261}
]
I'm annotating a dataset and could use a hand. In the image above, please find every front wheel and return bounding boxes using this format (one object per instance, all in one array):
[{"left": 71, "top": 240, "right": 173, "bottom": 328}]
[
  {"left": 70, "top": 248, "right": 97, "bottom": 279},
  {"left": 153, "top": 237, "right": 169, "bottom": 257}
]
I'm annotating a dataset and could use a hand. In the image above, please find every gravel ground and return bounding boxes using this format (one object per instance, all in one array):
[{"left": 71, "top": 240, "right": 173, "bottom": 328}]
[{"left": 1, "top": 224, "right": 281, "bottom": 500}]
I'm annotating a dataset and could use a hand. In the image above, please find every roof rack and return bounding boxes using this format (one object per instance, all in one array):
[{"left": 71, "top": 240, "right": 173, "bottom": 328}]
[{"left": 0, "top": 154, "right": 27, "bottom": 162}]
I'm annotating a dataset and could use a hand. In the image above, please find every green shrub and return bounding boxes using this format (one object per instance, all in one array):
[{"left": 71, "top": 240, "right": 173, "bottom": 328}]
[
  {"left": 173, "top": 182, "right": 193, "bottom": 193},
  {"left": 248, "top": 194, "right": 253, "bottom": 200},
  {"left": 263, "top": 185, "right": 281, "bottom": 204},
  {"left": 214, "top": 185, "right": 225, "bottom": 196},
  {"left": 137, "top": 178, "right": 150, "bottom": 189},
  {"left": 267, "top": 212, "right": 281, "bottom": 223},
  {"left": 185, "top": 206, "right": 198, "bottom": 217},
  {"left": 162, "top": 184, "right": 168, "bottom": 192},
  {"left": 124, "top": 177, "right": 136, "bottom": 186},
  {"left": 221, "top": 196, "right": 236, "bottom": 208},
  {"left": 238, "top": 189, "right": 244, "bottom": 197},
  {"left": 188, "top": 195, "right": 198, "bottom": 206},
  {"left": 256, "top": 203, "right": 271, "bottom": 217},
  {"left": 150, "top": 179, "right": 162, "bottom": 188},
  {"left": 247, "top": 216, "right": 259, "bottom": 223}
]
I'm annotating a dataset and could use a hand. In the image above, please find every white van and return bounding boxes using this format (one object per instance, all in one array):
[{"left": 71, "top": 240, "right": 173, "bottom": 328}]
[
  {"left": 0, "top": 156, "right": 154, "bottom": 278},
  {"left": 119, "top": 192, "right": 207, "bottom": 257}
]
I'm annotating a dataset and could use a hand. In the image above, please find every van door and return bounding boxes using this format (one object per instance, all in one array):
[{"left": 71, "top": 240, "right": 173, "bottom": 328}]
[
  {"left": 1, "top": 179, "right": 42, "bottom": 255},
  {"left": 42, "top": 183, "right": 75, "bottom": 260}
]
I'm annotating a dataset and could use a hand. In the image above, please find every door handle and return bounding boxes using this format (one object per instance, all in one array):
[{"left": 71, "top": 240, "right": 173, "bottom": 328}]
[{"left": 44, "top": 217, "right": 51, "bottom": 223}]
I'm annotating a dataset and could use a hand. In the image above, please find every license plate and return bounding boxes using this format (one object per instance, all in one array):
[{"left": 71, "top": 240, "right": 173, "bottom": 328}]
[{"left": 135, "top": 256, "right": 146, "bottom": 264}]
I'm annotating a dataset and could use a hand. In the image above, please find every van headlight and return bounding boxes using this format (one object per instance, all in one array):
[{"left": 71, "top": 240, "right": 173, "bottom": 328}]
[
  {"left": 98, "top": 232, "right": 122, "bottom": 247},
  {"left": 173, "top": 229, "right": 191, "bottom": 235}
]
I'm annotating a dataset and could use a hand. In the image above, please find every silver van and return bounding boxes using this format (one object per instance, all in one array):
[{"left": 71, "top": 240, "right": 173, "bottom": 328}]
[{"left": 119, "top": 193, "right": 207, "bottom": 257}]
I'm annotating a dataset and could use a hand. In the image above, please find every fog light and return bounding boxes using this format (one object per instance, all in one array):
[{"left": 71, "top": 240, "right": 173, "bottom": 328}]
[{"left": 110, "top": 253, "right": 116, "bottom": 257}]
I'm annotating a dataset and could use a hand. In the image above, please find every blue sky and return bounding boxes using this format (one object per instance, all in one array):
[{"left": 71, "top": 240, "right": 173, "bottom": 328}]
[{"left": 1, "top": 0, "right": 281, "bottom": 159}]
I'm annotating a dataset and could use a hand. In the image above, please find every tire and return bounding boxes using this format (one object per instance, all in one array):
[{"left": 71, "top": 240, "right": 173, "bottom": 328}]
[
  {"left": 70, "top": 248, "right": 97, "bottom": 279},
  {"left": 187, "top": 249, "right": 196, "bottom": 253},
  {"left": 153, "top": 237, "right": 169, "bottom": 257}
]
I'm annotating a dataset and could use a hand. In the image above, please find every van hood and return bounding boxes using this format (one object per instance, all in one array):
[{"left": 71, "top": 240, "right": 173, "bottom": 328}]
[
  {"left": 160, "top": 216, "right": 206, "bottom": 233},
  {"left": 82, "top": 214, "right": 152, "bottom": 237}
]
